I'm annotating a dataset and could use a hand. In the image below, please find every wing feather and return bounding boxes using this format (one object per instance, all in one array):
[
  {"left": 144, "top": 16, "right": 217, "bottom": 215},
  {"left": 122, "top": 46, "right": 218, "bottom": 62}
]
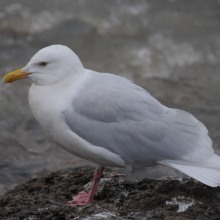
[{"left": 63, "top": 70, "right": 213, "bottom": 167}]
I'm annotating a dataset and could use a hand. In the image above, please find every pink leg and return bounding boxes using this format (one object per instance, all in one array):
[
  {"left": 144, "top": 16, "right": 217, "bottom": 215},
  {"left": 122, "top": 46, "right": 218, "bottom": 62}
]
[{"left": 67, "top": 167, "right": 104, "bottom": 207}]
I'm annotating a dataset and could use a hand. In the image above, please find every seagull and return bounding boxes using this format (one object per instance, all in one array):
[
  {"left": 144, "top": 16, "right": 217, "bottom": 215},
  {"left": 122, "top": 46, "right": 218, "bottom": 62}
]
[{"left": 2, "top": 45, "right": 220, "bottom": 206}]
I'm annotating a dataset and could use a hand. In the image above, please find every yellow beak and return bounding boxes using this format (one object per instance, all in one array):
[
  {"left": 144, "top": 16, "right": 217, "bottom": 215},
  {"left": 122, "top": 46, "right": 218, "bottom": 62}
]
[{"left": 2, "top": 68, "right": 31, "bottom": 84}]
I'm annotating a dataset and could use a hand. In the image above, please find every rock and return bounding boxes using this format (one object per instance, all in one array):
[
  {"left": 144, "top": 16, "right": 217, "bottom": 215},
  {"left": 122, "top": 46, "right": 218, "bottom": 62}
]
[{"left": 1, "top": 167, "right": 220, "bottom": 220}]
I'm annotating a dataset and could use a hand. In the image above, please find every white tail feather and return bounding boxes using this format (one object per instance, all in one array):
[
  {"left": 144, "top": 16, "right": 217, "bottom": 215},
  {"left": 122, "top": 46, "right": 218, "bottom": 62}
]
[{"left": 159, "top": 154, "right": 220, "bottom": 187}]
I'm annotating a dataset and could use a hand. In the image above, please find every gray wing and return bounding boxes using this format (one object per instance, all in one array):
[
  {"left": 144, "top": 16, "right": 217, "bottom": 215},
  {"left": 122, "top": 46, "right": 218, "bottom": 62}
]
[{"left": 63, "top": 70, "right": 213, "bottom": 165}]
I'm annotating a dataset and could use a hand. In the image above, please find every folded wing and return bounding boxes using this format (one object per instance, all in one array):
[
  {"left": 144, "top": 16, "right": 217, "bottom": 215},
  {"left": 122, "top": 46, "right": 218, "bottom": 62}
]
[{"left": 63, "top": 71, "right": 213, "bottom": 169}]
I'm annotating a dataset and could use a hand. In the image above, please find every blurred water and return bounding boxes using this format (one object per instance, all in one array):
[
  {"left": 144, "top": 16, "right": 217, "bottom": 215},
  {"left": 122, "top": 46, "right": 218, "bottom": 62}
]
[{"left": 0, "top": 0, "right": 220, "bottom": 195}]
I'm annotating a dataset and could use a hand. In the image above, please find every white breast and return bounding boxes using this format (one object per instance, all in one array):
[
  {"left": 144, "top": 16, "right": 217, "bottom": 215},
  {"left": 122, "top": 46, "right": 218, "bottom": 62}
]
[{"left": 28, "top": 79, "right": 125, "bottom": 168}]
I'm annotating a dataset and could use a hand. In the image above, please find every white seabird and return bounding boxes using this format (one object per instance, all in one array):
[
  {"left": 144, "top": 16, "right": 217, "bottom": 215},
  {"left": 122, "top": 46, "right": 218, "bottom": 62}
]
[{"left": 2, "top": 45, "right": 220, "bottom": 206}]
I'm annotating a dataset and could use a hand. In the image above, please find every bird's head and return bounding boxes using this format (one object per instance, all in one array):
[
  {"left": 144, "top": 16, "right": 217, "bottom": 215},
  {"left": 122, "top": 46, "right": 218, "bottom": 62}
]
[{"left": 2, "top": 45, "right": 84, "bottom": 85}]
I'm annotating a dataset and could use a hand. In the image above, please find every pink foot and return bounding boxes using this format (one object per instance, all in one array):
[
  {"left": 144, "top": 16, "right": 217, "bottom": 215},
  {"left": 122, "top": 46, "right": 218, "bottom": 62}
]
[
  {"left": 66, "top": 192, "right": 91, "bottom": 206},
  {"left": 66, "top": 167, "right": 104, "bottom": 207}
]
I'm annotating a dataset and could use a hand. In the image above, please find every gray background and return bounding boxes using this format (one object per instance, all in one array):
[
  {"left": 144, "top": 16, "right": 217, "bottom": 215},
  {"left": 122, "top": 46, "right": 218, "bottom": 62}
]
[{"left": 0, "top": 0, "right": 220, "bottom": 196}]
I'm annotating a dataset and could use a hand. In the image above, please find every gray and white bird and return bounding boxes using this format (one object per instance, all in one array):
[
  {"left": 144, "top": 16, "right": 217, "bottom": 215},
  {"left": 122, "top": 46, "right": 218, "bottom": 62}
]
[{"left": 2, "top": 45, "right": 220, "bottom": 206}]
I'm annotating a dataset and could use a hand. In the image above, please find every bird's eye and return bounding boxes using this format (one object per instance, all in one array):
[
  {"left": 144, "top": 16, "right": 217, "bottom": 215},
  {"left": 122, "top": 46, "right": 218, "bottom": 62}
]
[{"left": 40, "top": 62, "right": 47, "bottom": 67}]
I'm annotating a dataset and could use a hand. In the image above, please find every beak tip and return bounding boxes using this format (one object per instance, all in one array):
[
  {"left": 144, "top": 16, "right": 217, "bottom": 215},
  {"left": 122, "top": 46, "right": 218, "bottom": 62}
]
[{"left": 2, "top": 77, "right": 9, "bottom": 84}]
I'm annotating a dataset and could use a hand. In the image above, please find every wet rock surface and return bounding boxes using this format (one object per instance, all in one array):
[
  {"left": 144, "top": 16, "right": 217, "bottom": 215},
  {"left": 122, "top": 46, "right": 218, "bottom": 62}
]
[
  {"left": 1, "top": 167, "right": 220, "bottom": 220},
  {"left": 0, "top": 0, "right": 220, "bottom": 196}
]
